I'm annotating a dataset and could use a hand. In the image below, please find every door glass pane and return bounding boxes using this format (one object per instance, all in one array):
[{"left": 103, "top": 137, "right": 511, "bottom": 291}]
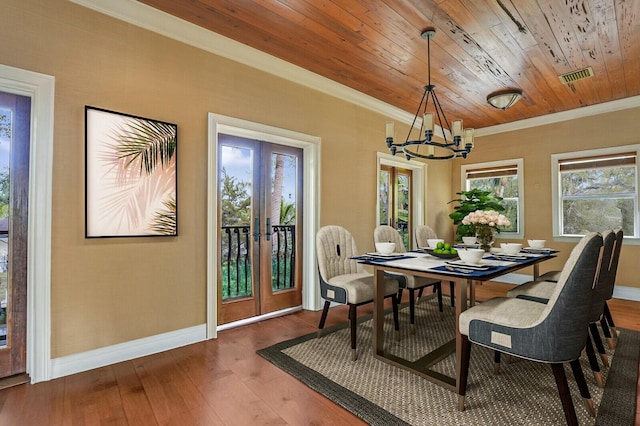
[
  {"left": 397, "top": 171, "right": 411, "bottom": 249},
  {"left": 220, "top": 144, "right": 253, "bottom": 300},
  {"left": 379, "top": 169, "right": 390, "bottom": 225},
  {"left": 271, "top": 152, "right": 297, "bottom": 292},
  {"left": 0, "top": 108, "right": 9, "bottom": 348}
]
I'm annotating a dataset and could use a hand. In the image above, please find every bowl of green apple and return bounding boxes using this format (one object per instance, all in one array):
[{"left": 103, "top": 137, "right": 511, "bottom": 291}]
[{"left": 424, "top": 242, "right": 459, "bottom": 259}]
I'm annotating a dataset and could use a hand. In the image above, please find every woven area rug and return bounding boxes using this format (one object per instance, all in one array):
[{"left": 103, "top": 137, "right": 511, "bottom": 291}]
[{"left": 258, "top": 297, "right": 639, "bottom": 425}]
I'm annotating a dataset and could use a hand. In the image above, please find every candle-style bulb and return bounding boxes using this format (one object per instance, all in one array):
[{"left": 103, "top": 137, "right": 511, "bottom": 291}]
[
  {"left": 464, "top": 128, "right": 474, "bottom": 147},
  {"left": 386, "top": 121, "right": 395, "bottom": 139},
  {"left": 452, "top": 120, "right": 463, "bottom": 137},
  {"left": 423, "top": 113, "right": 434, "bottom": 132}
]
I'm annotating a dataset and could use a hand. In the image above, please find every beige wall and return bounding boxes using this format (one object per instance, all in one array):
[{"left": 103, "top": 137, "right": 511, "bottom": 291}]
[
  {"left": 2, "top": 0, "right": 637, "bottom": 360},
  {"left": 1, "top": 0, "right": 451, "bottom": 357},
  {"left": 452, "top": 109, "right": 640, "bottom": 290}
]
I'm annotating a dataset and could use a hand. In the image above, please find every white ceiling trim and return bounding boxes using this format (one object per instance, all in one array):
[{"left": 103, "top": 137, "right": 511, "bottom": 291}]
[
  {"left": 475, "top": 94, "right": 640, "bottom": 136},
  {"left": 70, "top": 0, "right": 640, "bottom": 136}
]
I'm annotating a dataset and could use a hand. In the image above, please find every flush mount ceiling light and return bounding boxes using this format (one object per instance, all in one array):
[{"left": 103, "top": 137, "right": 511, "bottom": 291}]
[
  {"left": 487, "top": 88, "right": 523, "bottom": 110},
  {"left": 385, "top": 28, "right": 474, "bottom": 161}
]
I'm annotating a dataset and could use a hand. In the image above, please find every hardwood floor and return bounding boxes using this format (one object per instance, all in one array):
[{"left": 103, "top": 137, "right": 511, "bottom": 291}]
[{"left": 0, "top": 282, "right": 638, "bottom": 425}]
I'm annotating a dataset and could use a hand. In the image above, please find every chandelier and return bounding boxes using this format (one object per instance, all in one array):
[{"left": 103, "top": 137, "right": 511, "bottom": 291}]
[{"left": 385, "top": 28, "right": 474, "bottom": 161}]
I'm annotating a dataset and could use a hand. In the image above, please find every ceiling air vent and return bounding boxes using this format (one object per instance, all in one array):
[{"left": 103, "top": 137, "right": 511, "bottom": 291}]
[{"left": 559, "top": 66, "right": 594, "bottom": 84}]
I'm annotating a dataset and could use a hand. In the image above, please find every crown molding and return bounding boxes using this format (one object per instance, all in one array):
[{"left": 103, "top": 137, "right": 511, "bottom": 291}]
[
  {"left": 69, "top": 0, "right": 414, "bottom": 123},
  {"left": 70, "top": 0, "right": 640, "bottom": 134},
  {"left": 474, "top": 94, "right": 640, "bottom": 137}
]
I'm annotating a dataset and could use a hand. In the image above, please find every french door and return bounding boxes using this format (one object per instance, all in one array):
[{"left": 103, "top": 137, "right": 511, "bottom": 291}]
[
  {"left": 379, "top": 165, "right": 413, "bottom": 249},
  {"left": 218, "top": 134, "right": 303, "bottom": 324},
  {"left": 0, "top": 91, "right": 30, "bottom": 380}
]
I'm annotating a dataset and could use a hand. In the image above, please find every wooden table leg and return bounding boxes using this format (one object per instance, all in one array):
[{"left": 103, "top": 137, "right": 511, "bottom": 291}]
[
  {"left": 469, "top": 280, "right": 476, "bottom": 307},
  {"left": 455, "top": 278, "right": 469, "bottom": 411},
  {"left": 373, "top": 267, "right": 386, "bottom": 356}
]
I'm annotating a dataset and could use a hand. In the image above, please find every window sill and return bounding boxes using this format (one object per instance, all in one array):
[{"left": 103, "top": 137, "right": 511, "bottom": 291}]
[{"left": 553, "top": 236, "right": 640, "bottom": 246}]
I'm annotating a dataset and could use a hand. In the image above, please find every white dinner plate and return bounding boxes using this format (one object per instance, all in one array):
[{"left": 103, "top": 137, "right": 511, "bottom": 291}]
[
  {"left": 365, "top": 252, "right": 404, "bottom": 258},
  {"left": 445, "top": 260, "right": 491, "bottom": 270}
]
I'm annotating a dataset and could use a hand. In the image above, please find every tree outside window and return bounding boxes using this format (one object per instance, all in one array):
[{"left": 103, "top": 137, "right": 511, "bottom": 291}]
[
  {"left": 557, "top": 151, "right": 637, "bottom": 237},
  {"left": 462, "top": 160, "right": 523, "bottom": 237}
]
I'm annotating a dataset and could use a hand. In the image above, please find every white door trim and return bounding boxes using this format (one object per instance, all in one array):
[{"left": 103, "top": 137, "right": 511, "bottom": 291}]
[
  {"left": 207, "top": 113, "right": 321, "bottom": 338},
  {"left": 0, "top": 64, "right": 55, "bottom": 383},
  {"left": 376, "top": 152, "right": 426, "bottom": 228}
]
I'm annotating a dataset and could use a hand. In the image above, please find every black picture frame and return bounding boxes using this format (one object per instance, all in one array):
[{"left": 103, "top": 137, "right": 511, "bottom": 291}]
[{"left": 85, "top": 106, "right": 177, "bottom": 238}]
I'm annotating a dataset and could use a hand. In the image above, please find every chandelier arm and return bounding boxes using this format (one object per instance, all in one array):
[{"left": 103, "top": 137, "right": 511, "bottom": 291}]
[
  {"left": 402, "top": 145, "right": 456, "bottom": 160},
  {"left": 405, "top": 86, "right": 429, "bottom": 143},
  {"left": 430, "top": 90, "right": 451, "bottom": 143}
]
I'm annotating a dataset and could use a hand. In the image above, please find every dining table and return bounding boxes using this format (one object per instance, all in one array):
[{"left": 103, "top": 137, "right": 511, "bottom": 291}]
[{"left": 354, "top": 247, "right": 557, "bottom": 410}]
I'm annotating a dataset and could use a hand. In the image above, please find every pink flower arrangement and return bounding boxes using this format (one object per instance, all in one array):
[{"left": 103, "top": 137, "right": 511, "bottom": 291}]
[{"left": 461, "top": 210, "right": 511, "bottom": 228}]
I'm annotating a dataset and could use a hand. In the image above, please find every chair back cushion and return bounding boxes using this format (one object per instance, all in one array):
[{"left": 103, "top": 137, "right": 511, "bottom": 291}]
[
  {"left": 536, "top": 232, "right": 603, "bottom": 360},
  {"left": 467, "top": 232, "right": 603, "bottom": 363},
  {"left": 414, "top": 225, "right": 437, "bottom": 248},
  {"left": 316, "top": 225, "right": 363, "bottom": 281},
  {"left": 604, "top": 228, "right": 623, "bottom": 300},
  {"left": 589, "top": 230, "right": 615, "bottom": 321},
  {"left": 373, "top": 225, "right": 406, "bottom": 253}
]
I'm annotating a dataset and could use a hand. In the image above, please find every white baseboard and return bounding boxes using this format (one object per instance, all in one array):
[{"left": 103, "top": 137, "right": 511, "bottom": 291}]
[
  {"left": 490, "top": 273, "right": 534, "bottom": 285},
  {"left": 494, "top": 273, "right": 640, "bottom": 302},
  {"left": 45, "top": 279, "right": 640, "bottom": 380},
  {"left": 612, "top": 286, "right": 640, "bottom": 302},
  {"left": 50, "top": 324, "right": 207, "bottom": 379}
]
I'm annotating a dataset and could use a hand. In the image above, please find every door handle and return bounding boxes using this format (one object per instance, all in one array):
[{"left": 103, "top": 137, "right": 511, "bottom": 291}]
[
  {"left": 266, "top": 217, "right": 272, "bottom": 241},
  {"left": 253, "top": 217, "right": 260, "bottom": 242}
]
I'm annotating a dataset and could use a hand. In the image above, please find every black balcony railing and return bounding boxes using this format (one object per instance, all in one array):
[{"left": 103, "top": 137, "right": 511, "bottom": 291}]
[
  {"left": 272, "top": 225, "right": 296, "bottom": 291},
  {"left": 222, "top": 226, "right": 252, "bottom": 300},
  {"left": 221, "top": 224, "right": 296, "bottom": 301}
]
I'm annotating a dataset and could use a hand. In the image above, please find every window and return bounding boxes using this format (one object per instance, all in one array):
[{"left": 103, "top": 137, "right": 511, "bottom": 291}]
[
  {"left": 461, "top": 159, "right": 524, "bottom": 238},
  {"left": 552, "top": 146, "right": 639, "bottom": 239}
]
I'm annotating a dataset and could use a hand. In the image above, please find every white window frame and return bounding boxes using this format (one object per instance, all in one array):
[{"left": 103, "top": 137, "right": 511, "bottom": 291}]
[
  {"left": 461, "top": 159, "right": 524, "bottom": 239},
  {"left": 551, "top": 145, "right": 640, "bottom": 245}
]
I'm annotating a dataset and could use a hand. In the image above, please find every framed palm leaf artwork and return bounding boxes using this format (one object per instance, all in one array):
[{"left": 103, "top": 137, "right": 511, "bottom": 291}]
[{"left": 85, "top": 106, "right": 177, "bottom": 237}]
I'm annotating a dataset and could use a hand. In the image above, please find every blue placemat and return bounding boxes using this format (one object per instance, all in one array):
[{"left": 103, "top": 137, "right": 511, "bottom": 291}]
[
  {"left": 485, "top": 255, "right": 531, "bottom": 263},
  {"left": 429, "top": 265, "right": 498, "bottom": 277},
  {"left": 351, "top": 255, "right": 414, "bottom": 263}
]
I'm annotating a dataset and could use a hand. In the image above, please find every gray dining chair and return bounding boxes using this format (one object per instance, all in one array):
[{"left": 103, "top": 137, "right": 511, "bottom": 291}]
[
  {"left": 374, "top": 225, "right": 443, "bottom": 326},
  {"left": 601, "top": 228, "right": 623, "bottom": 343},
  {"left": 316, "top": 225, "right": 400, "bottom": 361},
  {"left": 534, "top": 230, "right": 623, "bottom": 349},
  {"left": 458, "top": 232, "right": 603, "bottom": 425},
  {"left": 414, "top": 225, "right": 455, "bottom": 307},
  {"left": 507, "top": 230, "right": 617, "bottom": 388}
]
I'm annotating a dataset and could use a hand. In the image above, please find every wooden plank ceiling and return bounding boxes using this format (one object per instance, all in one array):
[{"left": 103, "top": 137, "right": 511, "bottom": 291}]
[{"left": 139, "top": 0, "right": 640, "bottom": 129}]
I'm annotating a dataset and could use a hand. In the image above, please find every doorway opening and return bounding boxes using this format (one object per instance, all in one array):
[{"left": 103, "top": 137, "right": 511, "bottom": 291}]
[
  {"left": 207, "top": 114, "right": 320, "bottom": 338},
  {"left": 0, "top": 91, "right": 30, "bottom": 382},
  {"left": 217, "top": 134, "right": 303, "bottom": 324}
]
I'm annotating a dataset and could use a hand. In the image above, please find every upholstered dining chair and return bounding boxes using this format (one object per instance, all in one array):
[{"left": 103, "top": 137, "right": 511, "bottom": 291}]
[
  {"left": 458, "top": 232, "right": 603, "bottom": 425},
  {"left": 507, "top": 231, "right": 615, "bottom": 388},
  {"left": 316, "top": 225, "right": 400, "bottom": 361},
  {"left": 601, "top": 228, "right": 623, "bottom": 343},
  {"left": 414, "top": 224, "right": 438, "bottom": 248},
  {"left": 414, "top": 225, "right": 455, "bottom": 307},
  {"left": 514, "top": 229, "right": 622, "bottom": 351},
  {"left": 374, "top": 225, "right": 443, "bottom": 326}
]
